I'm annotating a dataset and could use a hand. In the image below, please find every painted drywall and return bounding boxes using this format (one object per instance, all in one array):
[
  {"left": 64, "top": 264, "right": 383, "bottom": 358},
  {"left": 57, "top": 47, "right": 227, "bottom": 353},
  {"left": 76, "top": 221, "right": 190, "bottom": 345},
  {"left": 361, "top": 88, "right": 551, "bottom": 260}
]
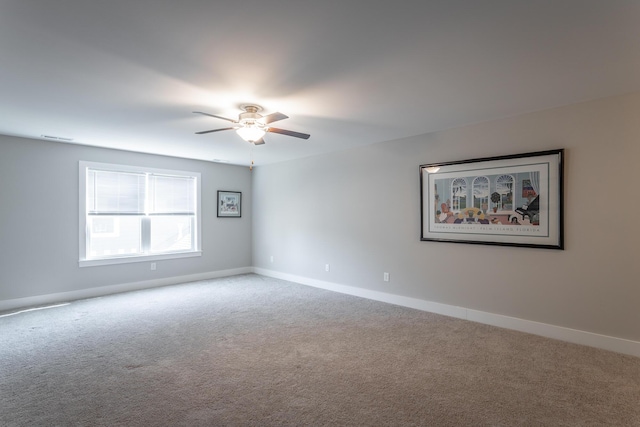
[
  {"left": 252, "top": 92, "right": 640, "bottom": 342},
  {"left": 0, "top": 135, "right": 252, "bottom": 302}
]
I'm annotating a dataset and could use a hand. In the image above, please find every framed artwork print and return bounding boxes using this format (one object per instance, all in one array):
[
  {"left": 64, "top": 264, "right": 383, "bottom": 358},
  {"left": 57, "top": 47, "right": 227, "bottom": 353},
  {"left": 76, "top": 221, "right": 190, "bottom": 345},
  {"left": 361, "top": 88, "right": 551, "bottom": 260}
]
[
  {"left": 217, "top": 191, "right": 242, "bottom": 218},
  {"left": 420, "top": 149, "right": 564, "bottom": 249}
]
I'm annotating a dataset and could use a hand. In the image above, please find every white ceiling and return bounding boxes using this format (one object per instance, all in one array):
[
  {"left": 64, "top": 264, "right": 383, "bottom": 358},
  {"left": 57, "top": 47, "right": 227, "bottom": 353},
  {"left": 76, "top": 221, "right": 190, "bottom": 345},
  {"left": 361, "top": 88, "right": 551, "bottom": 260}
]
[{"left": 1, "top": 1, "right": 640, "bottom": 166}]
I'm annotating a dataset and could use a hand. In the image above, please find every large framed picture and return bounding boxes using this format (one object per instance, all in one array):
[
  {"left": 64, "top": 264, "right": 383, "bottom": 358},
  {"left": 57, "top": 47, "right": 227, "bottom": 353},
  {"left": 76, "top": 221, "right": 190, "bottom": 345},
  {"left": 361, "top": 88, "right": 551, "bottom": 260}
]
[
  {"left": 217, "top": 191, "right": 242, "bottom": 218},
  {"left": 420, "top": 149, "right": 564, "bottom": 249}
]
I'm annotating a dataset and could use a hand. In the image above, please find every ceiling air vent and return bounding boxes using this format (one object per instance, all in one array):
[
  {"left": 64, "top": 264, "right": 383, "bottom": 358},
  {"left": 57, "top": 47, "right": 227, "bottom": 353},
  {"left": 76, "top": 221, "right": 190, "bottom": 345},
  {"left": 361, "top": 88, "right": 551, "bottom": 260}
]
[{"left": 41, "top": 134, "right": 74, "bottom": 142}]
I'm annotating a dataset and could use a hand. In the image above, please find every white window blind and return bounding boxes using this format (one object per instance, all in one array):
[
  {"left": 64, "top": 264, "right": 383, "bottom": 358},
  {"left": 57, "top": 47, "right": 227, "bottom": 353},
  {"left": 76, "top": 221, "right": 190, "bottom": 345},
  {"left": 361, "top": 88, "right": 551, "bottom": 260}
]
[
  {"left": 87, "top": 170, "right": 146, "bottom": 214},
  {"left": 80, "top": 162, "right": 201, "bottom": 266},
  {"left": 149, "top": 174, "right": 195, "bottom": 214}
]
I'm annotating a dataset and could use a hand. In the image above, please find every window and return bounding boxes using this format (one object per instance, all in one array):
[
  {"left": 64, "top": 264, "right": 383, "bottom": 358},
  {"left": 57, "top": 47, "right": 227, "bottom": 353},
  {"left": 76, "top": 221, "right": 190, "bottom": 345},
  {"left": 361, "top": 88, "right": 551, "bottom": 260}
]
[
  {"left": 451, "top": 178, "right": 467, "bottom": 211},
  {"left": 79, "top": 161, "right": 201, "bottom": 266},
  {"left": 472, "top": 176, "right": 489, "bottom": 210},
  {"left": 495, "top": 175, "right": 514, "bottom": 211}
]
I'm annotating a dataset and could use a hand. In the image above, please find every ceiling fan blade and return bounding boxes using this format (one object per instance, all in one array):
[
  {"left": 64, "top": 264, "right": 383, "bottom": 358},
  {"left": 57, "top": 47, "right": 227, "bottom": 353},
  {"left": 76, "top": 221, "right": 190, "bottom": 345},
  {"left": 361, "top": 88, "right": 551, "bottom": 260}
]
[
  {"left": 193, "top": 111, "right": 237, "bottom": 123},
  {"left": 253, "top": 138, "right": 266, "bottom": 145},
  {"left": 267, "top": 127, "right": 310, "bottom": 139},
  {"left": 195, "top": 127, "right": 237, "bottom": 135},
  {"left": 258, "top": 112, "right": 288, "bottom": 125}
]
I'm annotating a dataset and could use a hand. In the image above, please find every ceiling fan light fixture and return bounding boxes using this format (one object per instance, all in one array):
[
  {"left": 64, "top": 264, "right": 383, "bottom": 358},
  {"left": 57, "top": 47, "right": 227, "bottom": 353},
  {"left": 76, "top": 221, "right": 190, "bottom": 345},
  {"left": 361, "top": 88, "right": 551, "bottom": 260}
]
[
  {"left": 236, "top": 125, "right": 265, "bottom": 142},
  {"left": 194, "top": 104, "right": 309, "bottom": 145}
]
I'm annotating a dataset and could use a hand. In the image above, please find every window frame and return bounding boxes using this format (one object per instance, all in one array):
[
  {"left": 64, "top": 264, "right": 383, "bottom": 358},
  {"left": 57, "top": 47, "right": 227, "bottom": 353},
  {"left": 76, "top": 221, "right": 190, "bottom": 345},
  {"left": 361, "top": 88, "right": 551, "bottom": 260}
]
[{"left": 79, "top": 161, "right": 202, "bottom": 267}]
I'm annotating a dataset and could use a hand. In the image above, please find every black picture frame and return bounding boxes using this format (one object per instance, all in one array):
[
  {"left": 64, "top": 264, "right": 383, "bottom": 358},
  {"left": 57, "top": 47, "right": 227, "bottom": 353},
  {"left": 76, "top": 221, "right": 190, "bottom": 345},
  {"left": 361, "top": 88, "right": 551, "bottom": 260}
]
[
  {"left": 420, "top": 149, "right": 564, "bottom": 249},
  {"left": 217, "top": 191, "right": 242, "bottom": 218}
]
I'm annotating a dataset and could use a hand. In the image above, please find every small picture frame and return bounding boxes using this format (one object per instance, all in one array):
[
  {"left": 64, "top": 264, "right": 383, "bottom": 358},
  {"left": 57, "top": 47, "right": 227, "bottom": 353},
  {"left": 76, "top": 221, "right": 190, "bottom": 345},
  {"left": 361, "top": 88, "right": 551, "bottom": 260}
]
[{"left": 217, "top": 191, "right": 241, "bottom": 218}]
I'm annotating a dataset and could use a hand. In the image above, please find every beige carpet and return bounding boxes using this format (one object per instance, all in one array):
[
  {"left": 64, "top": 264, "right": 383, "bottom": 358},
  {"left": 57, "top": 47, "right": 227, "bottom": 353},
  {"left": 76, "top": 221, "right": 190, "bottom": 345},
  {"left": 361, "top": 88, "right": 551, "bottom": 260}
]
[{"left": 1, "top": 274, "right": 639, "bottom": 426}]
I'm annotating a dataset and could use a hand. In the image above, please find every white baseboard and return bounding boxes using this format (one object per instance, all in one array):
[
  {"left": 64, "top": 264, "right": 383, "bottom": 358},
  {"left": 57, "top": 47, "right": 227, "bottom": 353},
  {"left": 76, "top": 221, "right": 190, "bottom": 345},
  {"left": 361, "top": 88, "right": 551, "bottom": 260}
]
[
  {"left": 4, "top": 266, "right": 639, "bottom": 358},
  {"left": 254, "top": 268, "right": 640, "bottom": 358},
  {"left": 0, "top": 267, "right": 253, "bottom": 313}
]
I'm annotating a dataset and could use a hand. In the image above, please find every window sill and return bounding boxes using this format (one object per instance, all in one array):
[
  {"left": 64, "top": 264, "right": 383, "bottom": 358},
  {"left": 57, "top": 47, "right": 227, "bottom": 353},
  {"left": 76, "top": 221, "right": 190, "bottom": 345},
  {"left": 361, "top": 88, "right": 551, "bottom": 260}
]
[{"left": 79, "top": 251, "right": 202, "bottom": 268}]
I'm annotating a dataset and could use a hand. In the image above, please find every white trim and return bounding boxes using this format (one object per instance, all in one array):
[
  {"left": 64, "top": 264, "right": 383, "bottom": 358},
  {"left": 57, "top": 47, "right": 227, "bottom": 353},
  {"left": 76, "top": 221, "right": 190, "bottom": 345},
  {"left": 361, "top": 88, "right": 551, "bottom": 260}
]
[
  {"left": 465, "top": 309, "right": 640, "bottom": 358},
  {"left": 4, "top": 266, "right": 638, "bottom": 358},
  {"left": 0, "top": 303, "right": 71, "bottom": 318},
  {"left": 79, "top": 250, "right": 202, "bottom": 267},
  {"left": 254, "top": 268, "right": 640, "bottom": 358},
  {"left": 253, "top": 268, "right": 467, "bottom": 319},
  {"left": 0, "top": 267, "right": 252, "bottom": 313}
]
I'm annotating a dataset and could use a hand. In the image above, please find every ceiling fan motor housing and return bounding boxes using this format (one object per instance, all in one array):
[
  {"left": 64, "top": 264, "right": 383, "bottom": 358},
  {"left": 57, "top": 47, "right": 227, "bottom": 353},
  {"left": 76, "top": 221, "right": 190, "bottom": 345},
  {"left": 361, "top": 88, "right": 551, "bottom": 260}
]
[{"left": 239, "top": 105, "right": 264, "bottom": 126}]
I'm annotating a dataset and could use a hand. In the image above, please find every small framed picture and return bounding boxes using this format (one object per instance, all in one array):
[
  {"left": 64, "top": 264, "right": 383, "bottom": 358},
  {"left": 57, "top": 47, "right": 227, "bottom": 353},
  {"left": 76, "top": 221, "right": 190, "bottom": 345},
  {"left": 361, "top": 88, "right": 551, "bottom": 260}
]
[{"left": 217, "top": 191, "right": 241, "bottom": 218}]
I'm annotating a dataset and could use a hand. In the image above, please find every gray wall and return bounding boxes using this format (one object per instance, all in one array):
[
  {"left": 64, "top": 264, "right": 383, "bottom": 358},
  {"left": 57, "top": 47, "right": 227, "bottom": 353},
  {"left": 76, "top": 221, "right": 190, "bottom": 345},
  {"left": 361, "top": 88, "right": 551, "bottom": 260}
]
[
  {"left": 252, "top": 92, "right": 640, "bottom": 342},
  {"left": 0, "top": 135, "right": 252, "bottom": 301}
]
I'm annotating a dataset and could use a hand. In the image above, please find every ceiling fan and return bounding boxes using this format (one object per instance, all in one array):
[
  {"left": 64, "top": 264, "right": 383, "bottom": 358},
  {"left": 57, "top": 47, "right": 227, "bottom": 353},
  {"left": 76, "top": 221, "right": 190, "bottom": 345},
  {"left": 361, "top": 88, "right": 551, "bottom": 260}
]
[{"left": 193, "top": 104, "right": 310, "bottom": 145}]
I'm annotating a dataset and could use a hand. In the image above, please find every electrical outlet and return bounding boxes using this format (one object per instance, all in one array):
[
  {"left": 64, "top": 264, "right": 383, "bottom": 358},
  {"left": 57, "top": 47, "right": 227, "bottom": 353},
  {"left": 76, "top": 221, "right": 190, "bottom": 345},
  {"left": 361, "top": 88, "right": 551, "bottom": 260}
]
[
  {"left": 270, "top": 255, "right": 274, "bottom": 263},
  {"left": 383, "top": 272, "right": 389, "bottom": 282},
  {"left": 151, "top": 262, "right": 156, "bottom": 271},
  {"left": 325, "top": 264, "right": 330, "bottom": 272}
]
